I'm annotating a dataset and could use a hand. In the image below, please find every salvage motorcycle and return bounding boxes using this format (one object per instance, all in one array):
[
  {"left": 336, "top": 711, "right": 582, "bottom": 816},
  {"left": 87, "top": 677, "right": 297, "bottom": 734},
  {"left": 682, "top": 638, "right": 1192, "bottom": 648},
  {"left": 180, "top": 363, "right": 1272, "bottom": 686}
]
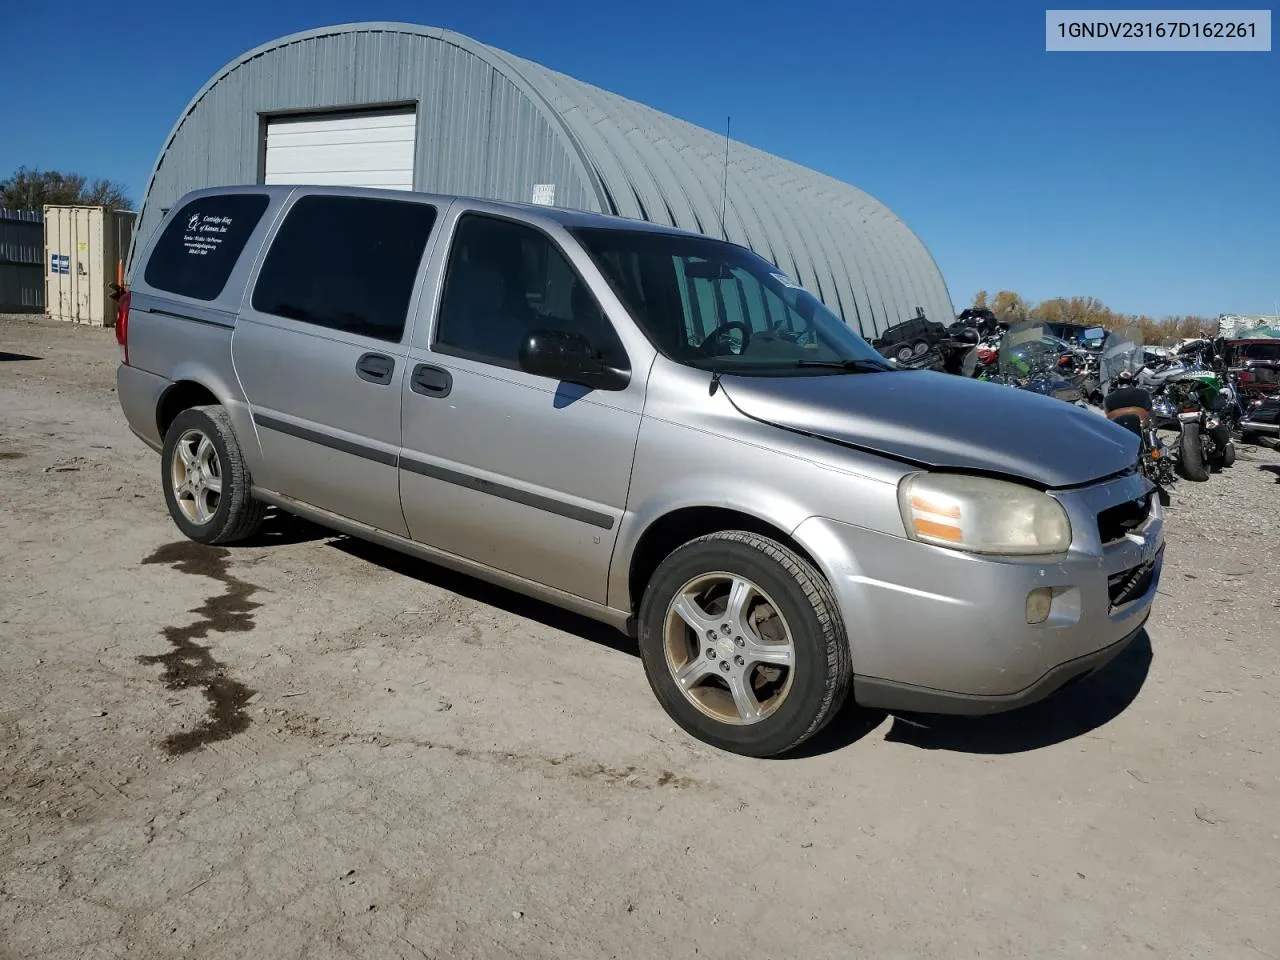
[
  {"left": 989, "top": 320, "right": 1089, "bottom": 406},
  {"left": 873, "top": 309, "right": 981, "bottom": 376},
  {"left": 1099, "top": 324, "right": 1175, "bottom": 490},
  {"left": 1240, "top": 393, "right": 1280, "bottom": 444},
  {"left": 1171, "top": 337, "right": 1245, "bottom": 439},
  {"left": 1140, "top": 350, "right": 1236, "bottom": 477}
]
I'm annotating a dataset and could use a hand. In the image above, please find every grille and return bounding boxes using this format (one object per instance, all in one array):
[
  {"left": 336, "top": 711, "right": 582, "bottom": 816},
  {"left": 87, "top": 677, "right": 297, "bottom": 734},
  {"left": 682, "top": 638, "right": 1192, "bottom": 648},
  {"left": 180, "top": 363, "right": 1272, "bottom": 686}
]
[
  {"left": 1108, "top": 551, "right": 1161, "bottom": 607},
  {"left": 1097, "top": 493, "right": 1151, "bottom": 545}
]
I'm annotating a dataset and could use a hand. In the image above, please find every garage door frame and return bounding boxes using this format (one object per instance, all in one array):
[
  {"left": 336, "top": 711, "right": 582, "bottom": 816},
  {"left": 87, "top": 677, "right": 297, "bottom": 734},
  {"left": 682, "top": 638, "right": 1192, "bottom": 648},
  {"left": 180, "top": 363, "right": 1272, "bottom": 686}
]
[{"left": 256, "top": 101, "right": 419, "bottom": 190}]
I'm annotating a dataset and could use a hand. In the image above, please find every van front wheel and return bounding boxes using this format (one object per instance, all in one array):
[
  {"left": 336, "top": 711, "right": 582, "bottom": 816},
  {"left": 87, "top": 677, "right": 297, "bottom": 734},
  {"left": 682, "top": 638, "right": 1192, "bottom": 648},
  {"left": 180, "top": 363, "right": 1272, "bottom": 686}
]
[
  {"left": 637, "top": 532, "right": 851, "bottom": 757},
  {"left": 161, "top": 405, "right": 266, "bottom": 545}
]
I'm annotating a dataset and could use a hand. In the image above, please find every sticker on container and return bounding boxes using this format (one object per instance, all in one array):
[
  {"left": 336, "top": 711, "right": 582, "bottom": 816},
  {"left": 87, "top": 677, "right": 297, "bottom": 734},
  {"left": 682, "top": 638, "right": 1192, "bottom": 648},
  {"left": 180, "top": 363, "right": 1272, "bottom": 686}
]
[
  {"left": 531, "top": 184, "right": 555, "bottom": 206},
  {"left": 771, "top": 272, "right": 801, "bottom": 289},
  {"left": 77, "top": 241, "right": 88, "bottom": 252},
  {"left": 50, "top": 254, "right": 70, "bottom": 275}
]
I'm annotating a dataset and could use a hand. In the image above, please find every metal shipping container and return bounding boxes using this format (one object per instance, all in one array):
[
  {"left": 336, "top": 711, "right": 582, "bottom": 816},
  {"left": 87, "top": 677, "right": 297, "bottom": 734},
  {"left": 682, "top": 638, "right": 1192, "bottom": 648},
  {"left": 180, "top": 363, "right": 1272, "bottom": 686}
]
[
  {"left": 0, "top": 208, "right": 44, "bottom": 312},
  {"left": 44, "top": 205, "right": 136, "bottom": 326}
]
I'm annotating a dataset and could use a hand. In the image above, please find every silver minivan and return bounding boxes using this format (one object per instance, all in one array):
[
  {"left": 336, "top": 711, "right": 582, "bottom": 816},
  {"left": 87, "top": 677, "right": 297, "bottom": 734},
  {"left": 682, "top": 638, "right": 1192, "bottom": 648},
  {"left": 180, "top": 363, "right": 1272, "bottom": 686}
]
[{"left": 117, "top": 186, "right": 1163, "bottom": 756}]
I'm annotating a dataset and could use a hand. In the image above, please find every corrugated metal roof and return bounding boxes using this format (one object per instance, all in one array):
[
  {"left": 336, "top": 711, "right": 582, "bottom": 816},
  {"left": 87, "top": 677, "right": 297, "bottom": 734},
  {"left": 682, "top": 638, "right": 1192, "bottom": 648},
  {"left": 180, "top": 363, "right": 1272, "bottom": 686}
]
[{"left": 134, "top": 22, "right": 953, "bottom": 336}]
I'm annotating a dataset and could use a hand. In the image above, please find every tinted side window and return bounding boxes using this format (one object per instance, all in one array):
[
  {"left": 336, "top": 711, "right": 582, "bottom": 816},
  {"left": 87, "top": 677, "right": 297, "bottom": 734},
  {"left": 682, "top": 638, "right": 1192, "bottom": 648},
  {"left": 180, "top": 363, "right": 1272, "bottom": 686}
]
[
  {"left": 434, "top": 214, "right": 626, "bottom": 369},
  {"left": 143, "top": 194, "right": 269, "bottom": 301},
  {"left": 252, "top": 196, "right": 437, "bottom": 343}
]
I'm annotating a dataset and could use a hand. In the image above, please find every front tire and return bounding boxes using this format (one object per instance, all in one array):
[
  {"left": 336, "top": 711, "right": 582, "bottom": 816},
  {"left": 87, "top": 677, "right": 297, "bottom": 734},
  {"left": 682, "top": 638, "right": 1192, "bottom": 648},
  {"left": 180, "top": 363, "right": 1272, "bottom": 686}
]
[
  {"left": 1178, "top": 423, "right": 1210, "bottom": 481},
  {"left": 1208, "top": 423, "right": 1232, "bottom": 470},
  {"left": 161, "top": 405, "right": 266, "bottom": 545},
  {"left": 637, "top": 532, "right": 851, "bottom": 757}
]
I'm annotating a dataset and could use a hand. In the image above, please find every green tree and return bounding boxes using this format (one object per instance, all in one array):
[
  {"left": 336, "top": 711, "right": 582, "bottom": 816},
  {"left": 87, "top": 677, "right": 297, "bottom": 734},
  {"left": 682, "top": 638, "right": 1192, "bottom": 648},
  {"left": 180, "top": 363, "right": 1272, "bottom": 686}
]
[{"left": 1, "top": 166, "right": 132, "bottom": 212}]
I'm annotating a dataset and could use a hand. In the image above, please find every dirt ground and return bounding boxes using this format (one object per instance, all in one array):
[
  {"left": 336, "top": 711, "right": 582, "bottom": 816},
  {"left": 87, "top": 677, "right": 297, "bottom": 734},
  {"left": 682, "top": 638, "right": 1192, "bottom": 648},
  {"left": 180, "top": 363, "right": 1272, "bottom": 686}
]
[{"left": 2, "top": 314, "right": 1278, "bottom": 960}]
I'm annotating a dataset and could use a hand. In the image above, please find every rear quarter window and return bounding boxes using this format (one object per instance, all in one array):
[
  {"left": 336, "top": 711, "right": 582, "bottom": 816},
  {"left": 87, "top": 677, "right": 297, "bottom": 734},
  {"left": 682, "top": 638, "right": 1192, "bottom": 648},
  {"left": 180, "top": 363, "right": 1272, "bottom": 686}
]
[{"left": 143, "top": 194, "right": 270, "bottom": 301}]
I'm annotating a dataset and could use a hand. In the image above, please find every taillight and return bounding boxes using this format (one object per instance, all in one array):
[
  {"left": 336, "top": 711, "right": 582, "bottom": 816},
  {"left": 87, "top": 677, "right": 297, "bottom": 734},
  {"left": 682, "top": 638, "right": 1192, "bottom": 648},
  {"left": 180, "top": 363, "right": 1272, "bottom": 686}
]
[
  {"left": 115, "top": 289, "right": 131, "bottom": 365},
  {"left": 1238, "top": 370, "right": 1253, "bottom": 382}
]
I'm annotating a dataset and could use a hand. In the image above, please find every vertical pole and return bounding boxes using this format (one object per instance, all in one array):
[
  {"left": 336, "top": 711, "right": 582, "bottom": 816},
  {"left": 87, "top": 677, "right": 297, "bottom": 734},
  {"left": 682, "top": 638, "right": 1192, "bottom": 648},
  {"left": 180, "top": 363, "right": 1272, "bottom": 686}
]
[{"left": 720, "top": 116, "right": 731, "bottom": 240}]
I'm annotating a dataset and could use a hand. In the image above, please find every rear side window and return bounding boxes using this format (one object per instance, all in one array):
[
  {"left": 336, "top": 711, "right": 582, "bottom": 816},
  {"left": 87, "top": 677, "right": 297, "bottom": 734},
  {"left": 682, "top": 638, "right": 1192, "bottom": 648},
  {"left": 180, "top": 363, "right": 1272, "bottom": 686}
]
[
  {"left": 143, "top": 194, "right": 270, "bottom": 301},
  {"left": 251, "top": 195, "right": 437, "bottom": 343}
]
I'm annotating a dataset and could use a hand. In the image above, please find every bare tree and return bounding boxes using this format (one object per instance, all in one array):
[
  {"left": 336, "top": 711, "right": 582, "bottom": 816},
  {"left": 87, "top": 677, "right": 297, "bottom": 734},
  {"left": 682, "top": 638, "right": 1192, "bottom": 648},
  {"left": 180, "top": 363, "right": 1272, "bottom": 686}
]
[{"left": 1, "top": 166, "right": 132, "bottom": 212}]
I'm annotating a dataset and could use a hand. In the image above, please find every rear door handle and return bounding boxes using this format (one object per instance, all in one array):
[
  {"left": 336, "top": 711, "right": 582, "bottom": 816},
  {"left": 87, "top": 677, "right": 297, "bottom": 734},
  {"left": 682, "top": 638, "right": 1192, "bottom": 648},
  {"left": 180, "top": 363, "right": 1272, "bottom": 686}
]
[
  {"left": 356, "top": 352, "right": 395, "bottom": 385},
  {"left": 411, "top": 364, "right": 453, "bottom": 398}
]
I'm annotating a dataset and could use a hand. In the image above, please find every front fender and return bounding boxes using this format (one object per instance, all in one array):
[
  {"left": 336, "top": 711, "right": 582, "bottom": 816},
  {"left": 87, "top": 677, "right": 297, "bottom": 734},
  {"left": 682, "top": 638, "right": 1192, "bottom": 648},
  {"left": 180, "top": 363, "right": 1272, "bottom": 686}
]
[{"left": 607, "top": 414, "right": 906, "bottom": 611}]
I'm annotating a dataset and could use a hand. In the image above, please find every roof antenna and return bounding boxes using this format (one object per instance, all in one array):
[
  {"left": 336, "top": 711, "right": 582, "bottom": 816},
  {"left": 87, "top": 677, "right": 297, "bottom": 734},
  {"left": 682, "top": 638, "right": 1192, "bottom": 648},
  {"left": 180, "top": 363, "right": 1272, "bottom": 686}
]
[{"left": 719, "top": 115, "right": 730, "bottom": 240}]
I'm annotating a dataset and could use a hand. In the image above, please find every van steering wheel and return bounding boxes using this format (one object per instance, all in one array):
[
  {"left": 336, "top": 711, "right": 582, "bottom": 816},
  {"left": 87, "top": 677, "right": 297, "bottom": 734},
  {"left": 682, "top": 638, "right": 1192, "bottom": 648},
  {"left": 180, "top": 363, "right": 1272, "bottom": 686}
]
[{"left": 700, "top": 321, "right": 752, "bottom": 356}]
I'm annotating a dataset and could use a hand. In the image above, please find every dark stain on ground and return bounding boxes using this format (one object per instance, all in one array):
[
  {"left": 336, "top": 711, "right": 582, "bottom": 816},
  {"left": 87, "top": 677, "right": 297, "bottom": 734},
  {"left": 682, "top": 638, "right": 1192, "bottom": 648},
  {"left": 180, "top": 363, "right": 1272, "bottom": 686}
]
[
  {"left": 137, "top": 541, "right": 260, "bottom": 754},
  {"left": 0, "top": 451, "right": 26, "bottom": 460}
]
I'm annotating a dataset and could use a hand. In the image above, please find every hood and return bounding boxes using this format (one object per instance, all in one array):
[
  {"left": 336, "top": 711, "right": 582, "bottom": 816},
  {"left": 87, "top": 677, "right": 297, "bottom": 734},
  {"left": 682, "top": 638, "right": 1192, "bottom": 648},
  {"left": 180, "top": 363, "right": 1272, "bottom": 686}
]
[{"left": 719, "top": 369, "right": 1137, "bottom": 488}]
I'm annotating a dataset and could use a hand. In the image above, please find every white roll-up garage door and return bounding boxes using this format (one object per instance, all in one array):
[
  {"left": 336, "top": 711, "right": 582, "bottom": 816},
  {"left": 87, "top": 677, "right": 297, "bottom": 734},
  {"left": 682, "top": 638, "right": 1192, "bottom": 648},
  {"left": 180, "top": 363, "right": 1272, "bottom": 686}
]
[{"left": 263, "top": 110, "right": 416, "bottom": 191}]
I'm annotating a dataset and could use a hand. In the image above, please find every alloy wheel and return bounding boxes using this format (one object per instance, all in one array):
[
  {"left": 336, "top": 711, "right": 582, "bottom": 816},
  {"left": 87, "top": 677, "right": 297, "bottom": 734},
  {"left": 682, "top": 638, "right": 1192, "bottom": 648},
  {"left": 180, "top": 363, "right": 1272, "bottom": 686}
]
[
  {"left": 662, "top": 572, "right": 796, "bottom": 725},
  {"left": 170, "top": 428, "right": 222, "bottom": 525}
]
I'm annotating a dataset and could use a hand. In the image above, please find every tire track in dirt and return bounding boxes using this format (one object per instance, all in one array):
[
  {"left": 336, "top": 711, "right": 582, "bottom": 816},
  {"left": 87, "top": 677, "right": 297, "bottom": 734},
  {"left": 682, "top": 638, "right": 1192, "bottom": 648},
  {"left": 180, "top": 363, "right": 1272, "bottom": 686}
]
[{"left": 137, "top": 542, "right": 261, "bottom": 754}]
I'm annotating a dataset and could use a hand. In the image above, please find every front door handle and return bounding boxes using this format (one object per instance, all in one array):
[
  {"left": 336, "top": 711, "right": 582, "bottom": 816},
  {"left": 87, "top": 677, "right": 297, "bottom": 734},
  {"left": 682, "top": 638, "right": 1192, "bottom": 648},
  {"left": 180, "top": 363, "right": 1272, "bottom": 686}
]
[
  {"left": 411, "top": 364, "right": 453, "bottom": 398},
  {"left": 356, "top": 352, "right": 395, "bottom": 385}
]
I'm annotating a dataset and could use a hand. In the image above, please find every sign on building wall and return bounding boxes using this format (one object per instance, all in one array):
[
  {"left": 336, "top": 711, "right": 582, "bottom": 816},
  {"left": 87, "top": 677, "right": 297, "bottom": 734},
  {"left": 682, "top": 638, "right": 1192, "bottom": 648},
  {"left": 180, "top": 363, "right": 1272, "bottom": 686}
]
[{"left": 531, "top": 183, "right": 555, "bottom": 206}]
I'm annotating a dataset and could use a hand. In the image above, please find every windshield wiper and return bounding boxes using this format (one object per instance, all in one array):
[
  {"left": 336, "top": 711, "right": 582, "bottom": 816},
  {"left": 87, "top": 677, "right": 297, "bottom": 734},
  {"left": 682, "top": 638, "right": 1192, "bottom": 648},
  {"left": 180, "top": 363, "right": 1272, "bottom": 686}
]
[{"left": 793, "top": 358, "right": 893, "bottom": 373}]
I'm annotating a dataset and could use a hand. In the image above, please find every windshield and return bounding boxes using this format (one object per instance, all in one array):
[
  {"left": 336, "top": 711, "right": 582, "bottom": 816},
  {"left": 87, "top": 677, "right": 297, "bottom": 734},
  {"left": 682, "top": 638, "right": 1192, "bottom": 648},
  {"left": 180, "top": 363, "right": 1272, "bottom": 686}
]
[
  {"left": 1241, "top": 343, "right": 1280, "bottom": 362},
  {"left": 572, "top": 227, "right": 891, "bottom": 375},
  {"left": 1041, "top": 333, "right": 1076, "bottom": 352},
  {"left": 1099, "top": 323, "right": 1143, "bottom": 390},
  {"left": 999, "top": 321, "right": 1062, "bottom": 378}
]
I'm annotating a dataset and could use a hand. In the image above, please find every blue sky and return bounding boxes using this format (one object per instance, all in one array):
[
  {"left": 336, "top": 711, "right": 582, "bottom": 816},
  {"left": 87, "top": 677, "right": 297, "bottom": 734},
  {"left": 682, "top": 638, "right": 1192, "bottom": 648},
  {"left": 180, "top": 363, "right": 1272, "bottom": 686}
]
[{"left": 3, "top": 0, "right": 1275, "bottom": 317}]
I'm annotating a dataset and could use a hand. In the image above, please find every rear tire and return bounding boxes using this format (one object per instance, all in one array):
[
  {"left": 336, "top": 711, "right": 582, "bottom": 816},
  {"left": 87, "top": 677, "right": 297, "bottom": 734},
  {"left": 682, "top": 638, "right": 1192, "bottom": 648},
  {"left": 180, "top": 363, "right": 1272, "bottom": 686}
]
[
  {"left": 1177, "top": 424, "right": 1210, "bottom": 482},
  {"left": 637, "top": 532, "right": 851, "bottom": 758},
  {"left": 161, "top": 405, "right": 266, "bottom": 545},
  {"left": 1222, "top": 441, "right": 1236, "bottom": 468}
]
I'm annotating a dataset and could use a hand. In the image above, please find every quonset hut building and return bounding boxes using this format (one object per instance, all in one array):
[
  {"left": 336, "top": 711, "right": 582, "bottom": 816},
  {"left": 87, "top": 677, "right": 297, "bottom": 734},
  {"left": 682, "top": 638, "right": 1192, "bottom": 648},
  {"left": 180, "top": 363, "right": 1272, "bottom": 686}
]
[{"left": 134, "top": 22, "right": 953, "bottom": 338}]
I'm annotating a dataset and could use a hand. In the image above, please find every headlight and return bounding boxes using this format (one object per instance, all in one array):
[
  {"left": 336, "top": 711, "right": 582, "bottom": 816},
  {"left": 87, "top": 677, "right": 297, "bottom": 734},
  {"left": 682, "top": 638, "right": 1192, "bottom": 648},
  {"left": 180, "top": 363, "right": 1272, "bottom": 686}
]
[{"left": 898, "top": 473, "right": 1072, "bottom": 556}]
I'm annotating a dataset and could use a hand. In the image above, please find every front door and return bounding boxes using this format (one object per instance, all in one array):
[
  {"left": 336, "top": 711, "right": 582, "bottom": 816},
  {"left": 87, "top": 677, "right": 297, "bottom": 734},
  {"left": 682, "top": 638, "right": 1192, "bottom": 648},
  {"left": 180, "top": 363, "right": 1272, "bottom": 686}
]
[
  {"left": 398, "top": 210, "right": 645, "bottom": 603},
  {"left": 233, "top": 192, "right": 440, "bottom": 536}
]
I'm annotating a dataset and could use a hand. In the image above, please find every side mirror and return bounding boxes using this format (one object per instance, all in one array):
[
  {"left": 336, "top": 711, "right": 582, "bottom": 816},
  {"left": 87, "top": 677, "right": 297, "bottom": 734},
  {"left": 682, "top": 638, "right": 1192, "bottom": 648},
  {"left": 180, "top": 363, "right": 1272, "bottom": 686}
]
[{"left": 518, "top": 328, "right": 630, "bottom": 391}]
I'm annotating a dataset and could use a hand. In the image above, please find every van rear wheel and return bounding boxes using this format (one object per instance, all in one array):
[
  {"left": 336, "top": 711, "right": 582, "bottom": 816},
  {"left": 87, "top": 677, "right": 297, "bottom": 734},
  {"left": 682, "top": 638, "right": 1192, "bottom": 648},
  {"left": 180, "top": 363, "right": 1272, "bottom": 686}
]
[
  {"left": 637, "top": 532, "right": 850, "bottom": 757},
  {"left": 161, "top": 405, "right": 266, "bottom": 545}
]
